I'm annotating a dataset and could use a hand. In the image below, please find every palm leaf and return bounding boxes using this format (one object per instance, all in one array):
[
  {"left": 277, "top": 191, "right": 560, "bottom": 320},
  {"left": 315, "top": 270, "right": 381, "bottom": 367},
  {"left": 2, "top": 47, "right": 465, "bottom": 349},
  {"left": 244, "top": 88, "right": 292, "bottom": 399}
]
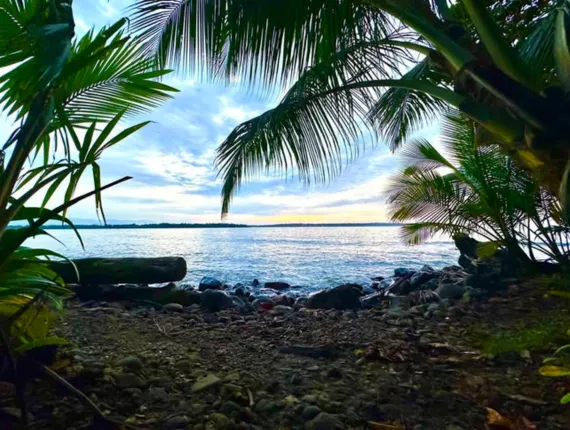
[
  {"left": 129, "top": 0, "right": 392, "bottom": 87},
  {"left": 368, "top": 59, "right": 448, "bottom": 150}
]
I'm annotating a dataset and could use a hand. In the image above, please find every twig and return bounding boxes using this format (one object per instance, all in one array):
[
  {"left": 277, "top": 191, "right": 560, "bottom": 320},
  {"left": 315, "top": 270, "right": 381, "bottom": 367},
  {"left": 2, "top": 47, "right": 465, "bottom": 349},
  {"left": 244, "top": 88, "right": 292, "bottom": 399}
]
[
  {"left": 152, "top": 318, "right": 182, "bottom": 337},
  {"left": 36, "top": 361, "right": 139, "bottom": 429}
]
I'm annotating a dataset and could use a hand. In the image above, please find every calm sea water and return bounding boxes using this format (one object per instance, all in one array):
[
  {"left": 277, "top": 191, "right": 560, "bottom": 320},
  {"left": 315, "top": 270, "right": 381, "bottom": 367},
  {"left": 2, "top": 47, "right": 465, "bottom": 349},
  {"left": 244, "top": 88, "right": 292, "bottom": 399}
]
[{"left": 26, "top": 226, "right": 458, "bottom": 290}]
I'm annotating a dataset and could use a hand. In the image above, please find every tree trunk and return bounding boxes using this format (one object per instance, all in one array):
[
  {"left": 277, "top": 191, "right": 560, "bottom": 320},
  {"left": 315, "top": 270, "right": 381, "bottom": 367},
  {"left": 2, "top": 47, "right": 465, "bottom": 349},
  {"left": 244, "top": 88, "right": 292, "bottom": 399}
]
[{"left": 48, "top": 257, "right": 187, "bottom": 285}]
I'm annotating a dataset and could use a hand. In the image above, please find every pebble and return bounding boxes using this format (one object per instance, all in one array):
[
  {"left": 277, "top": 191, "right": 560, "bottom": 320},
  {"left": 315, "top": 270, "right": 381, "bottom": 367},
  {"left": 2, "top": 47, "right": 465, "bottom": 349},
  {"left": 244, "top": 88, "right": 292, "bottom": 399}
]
[
  {"left": 209, "top": 412, "right": 230, "bottom": 428},
  {"left": 116, "top": 356, "right": 143, "bottom": 372},
  {"left": 175, "top": 359, "right": 193, "bottom": 373},
  {"left": 302, "top": 405, "right": 322, "bottom": 421},
  {"left": 115, "top": 373, "right": 144, "bottom": 389},
  {"left": 163, "top": 303, "right": 184, "bottom": 313},
  {"left": 166, "top": 415, "right": 190, "bottom": 429},
  {"left": 306, "top": 412, "right": 344, "bottom": 429},
  {"left": 191, "top": 374, "right": 222, "bottom": 393}
]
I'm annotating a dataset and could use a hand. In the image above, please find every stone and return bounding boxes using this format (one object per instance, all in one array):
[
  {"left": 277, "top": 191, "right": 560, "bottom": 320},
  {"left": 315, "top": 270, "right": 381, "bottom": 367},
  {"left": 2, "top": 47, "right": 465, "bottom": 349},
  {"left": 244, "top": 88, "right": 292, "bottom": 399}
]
[
  {"left": 394, "top": 268, "right": 412, "bottom": 277},
  {"left": 220, "top": 401, "right": 242, "bottom": 416},
  {"left": 201, "top": 290, "right": 234, "bottom": 312},
  {"left": 435, "top": 283, "right": 466, "bottom": 300},
  {"left": 175, "top": 360, "right": 193, "bottom": 373},
  {"left": 116, "top": 356, "right": 143, "bottom": 372},
  {"left": 191, "top": 374, "right": 222, "bottom": 393},
  {"left": 389, "top": 279, "right": 413, "bottom": 295},
  {"left": 265, "top": 282, "right": 291, "bottom": 291},
  {"left": 306, "top": 412, "right": 344, "bottom": 430},
  {"left": 302, "top": 405, "right": 322, "bottom": 421},
  {"left": 252, "top": 279, "right": 260, "bottom": 287},
  {"left": 166, "top": 415, "right": 190, "bottom": 429},
  {"left": 115, "top": 373, "right": 144, "bottom": 389},
  {"left": 410, "top": 268, "right": 439, "bottom": 288},
  {"left": 306, "top": 284, "right": 363, "bottom": 310},
  {"left": 448, "top": 306, "right": 465, "bottom": 317},
  {"left": 199, "top": 277, "right": 223, "bottom": 291},
  {"left": 454, "top": 234, "right": 479, "bottom": 258},
  {"left": 163, "top": 303, "right": 184, "bottom": 313}
]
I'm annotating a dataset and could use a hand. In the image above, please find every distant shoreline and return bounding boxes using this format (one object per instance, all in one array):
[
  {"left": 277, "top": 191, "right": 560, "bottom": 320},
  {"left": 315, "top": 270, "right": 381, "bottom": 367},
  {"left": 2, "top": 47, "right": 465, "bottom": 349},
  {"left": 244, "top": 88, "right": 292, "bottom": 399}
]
[{"left": 37, "top": 222, "right": 402, "bottom": 230}]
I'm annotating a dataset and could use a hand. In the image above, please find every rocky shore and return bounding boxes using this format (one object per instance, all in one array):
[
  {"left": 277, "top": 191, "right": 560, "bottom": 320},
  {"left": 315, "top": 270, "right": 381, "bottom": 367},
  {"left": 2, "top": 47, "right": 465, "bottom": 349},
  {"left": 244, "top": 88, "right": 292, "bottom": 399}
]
[{"left": 1, "top": 239, "right": 569, "bottom": 429}]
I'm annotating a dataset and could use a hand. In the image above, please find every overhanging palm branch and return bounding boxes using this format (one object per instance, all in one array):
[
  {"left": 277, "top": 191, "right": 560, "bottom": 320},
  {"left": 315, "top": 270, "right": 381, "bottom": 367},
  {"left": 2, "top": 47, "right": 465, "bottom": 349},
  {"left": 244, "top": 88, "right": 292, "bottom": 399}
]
[
  {"left": 129, "top": 0, "right": 393, "bottom": 86},
  {"left": 214, "top": 39, "right": 466, "bottom": 215}
]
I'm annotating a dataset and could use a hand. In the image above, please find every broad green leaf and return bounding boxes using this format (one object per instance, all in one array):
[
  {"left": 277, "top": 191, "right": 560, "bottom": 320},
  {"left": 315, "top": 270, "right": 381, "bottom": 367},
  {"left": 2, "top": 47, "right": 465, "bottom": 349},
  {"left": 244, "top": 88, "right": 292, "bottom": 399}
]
[
  {"left": 539, "top": 365, "right": 570, "bottom": 377},
  {"left": 561, "top": 393, "right": 570, "bottom": 405}
]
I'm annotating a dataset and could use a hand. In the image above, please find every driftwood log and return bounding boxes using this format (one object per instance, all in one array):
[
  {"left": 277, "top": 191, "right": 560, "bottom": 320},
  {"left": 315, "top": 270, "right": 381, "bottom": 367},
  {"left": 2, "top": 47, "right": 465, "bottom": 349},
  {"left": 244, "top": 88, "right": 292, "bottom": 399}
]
[{"left": 48, "top": 257, "right": 187, "bottom": 285}]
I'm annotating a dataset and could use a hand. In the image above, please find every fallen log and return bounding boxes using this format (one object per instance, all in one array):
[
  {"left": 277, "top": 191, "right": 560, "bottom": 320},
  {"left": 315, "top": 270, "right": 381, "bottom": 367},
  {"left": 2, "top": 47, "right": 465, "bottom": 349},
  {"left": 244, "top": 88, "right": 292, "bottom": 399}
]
[
  {"left": 48, "top": 257, "right": 187, "bottom": 285},
  {"left": 73, "top": 283, "right": 201, "bottom": 306}
]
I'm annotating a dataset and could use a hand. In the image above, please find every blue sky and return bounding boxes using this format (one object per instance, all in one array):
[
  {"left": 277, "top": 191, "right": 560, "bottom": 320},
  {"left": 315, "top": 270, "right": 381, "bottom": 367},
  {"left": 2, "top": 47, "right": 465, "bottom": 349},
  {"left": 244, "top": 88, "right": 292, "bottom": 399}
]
[{"left": 3, "top": 0, "right": 440, "bottom": 225}]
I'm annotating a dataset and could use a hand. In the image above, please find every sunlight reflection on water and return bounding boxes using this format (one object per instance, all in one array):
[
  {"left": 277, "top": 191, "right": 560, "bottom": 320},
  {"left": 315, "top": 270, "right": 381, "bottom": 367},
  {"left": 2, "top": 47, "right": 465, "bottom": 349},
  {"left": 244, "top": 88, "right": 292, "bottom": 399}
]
[{"left": 26, "top": 226, "right": 458, "bottom": 290}]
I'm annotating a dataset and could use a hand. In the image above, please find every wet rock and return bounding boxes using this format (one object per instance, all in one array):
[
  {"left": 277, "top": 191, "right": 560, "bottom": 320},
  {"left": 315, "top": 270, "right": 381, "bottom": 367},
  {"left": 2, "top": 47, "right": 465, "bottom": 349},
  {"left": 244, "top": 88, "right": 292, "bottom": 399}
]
[
  {"left": 115, "top": 373, "right": 144, "bottom": 389},
  {"left": 199, "top": 277, "right": 223, "bottom": 291},
  {"left": 390, "top": 279, "right": 413, "bottom": 295},
  {"left": 166, "top": 415, "right": 190, "bottom": 429},
  {"left": 394, "top": 268, "right": 413, "bottom": 277},
  {"left": 252, "top": 279, "right": 260, "bottom": 287},
  {"left": 306, "top": 412, "right": 344, "bottom": 430},
  {"left": 116, "top": 356, "right": 143, "bottom": 372},
  {"left": 163, "top": 303, "right": 184, "bottom": 313},
  {"left": 306, "top": 284, "right": 363, "bottom": 310},
  {"left": 435, "top": 283, "right": 465, "bottom": 300},
  {"left": 411, "top": 266, "right": 439, "bottom": 288},
  {"left": 191, "top": 373, "right": 222, "bottom": 393},
  {"left": 201, "top": 290, "right": 234, "bottom": 312},
  {"left": 302, "top": 405, "right": 322, "bottom": 421},
  {"left": 265, "top": 282, "right": 291, "bottom": 291}
]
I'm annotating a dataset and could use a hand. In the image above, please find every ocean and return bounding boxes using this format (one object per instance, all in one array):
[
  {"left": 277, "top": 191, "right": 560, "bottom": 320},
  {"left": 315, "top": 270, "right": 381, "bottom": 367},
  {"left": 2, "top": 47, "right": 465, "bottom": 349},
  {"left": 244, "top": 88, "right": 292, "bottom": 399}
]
[{"left": 26, "top": 226, "right": 458, "bottom": 290}]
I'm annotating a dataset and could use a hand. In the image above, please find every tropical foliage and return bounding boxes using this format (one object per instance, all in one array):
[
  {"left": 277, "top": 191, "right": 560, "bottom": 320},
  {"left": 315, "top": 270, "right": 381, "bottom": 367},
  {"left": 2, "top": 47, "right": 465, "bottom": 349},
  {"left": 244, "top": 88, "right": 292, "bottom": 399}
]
[
  {"left": 0, "top": 0, "right": 176, "bottom": 355},
  {"left": 540, "top": 331, "right": 570, "bottom": 404},
  {"left": 387, "top": 110, "right": 570, "bottom": 267},
  {"left": 129, "top": 0, "right": 570, "bottom": 217}
]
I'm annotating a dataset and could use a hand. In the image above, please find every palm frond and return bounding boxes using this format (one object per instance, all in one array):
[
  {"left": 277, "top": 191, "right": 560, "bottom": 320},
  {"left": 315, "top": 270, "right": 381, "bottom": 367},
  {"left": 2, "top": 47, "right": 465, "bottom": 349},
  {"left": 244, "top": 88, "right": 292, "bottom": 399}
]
[
  {"left": 368, "top": 60, "right": 448, "bottom": 151},
  {"left": 129, "top": 0, "right": 392, "bottom": 87},
  {"left": 1, "top": 20, "right": 178, "bottom": 126}
]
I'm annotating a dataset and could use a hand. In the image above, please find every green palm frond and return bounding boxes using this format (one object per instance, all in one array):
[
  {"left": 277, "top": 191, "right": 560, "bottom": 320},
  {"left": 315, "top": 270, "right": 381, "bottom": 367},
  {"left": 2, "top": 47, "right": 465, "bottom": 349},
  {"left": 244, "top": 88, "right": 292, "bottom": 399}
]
[
  {"left": 1, "top": 19, "right": 178, "bottom": 126},
  {"left": 368, "top": 59, "right": 448, "bottom": 150},
  {"left": 129, "top": 0, "right": 392, "bottom": 87},
  {"left": 0, "top": 0, "right": 40, "bottom": 68}
]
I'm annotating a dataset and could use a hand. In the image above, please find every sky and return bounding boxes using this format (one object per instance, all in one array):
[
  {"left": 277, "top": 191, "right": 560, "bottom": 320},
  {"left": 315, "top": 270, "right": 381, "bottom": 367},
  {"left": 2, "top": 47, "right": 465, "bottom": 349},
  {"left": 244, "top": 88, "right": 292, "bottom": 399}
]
[{"left": 2, "top": 0, "right": 440, "bottom": 225}]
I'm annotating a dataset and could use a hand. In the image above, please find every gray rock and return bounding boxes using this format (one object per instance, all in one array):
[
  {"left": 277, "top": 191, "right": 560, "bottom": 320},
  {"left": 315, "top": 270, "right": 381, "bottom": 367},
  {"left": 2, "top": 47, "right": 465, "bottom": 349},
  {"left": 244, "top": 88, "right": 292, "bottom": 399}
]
[
  {"left": 265, "top": 282, "right": 291, "bottom": 291},
  {"left": 199, "top": 276, "right": 223, "bottom": 291},
  {"left": 410, "top": 267, "right": 438, "bottom": 288},
  {"left": 116, "top": 356, "right": 143, "bottom": 372},
  {"left": 175, "top": 360, "right": 192, "bottom": 373},
  {"left": 163, "top": 303, "right": 184, "bottom": 313},
  {"left": 191, "top": 373, "right": 221, "bottom": 393},
  {"left": 166, "top": 415, "right": 190, "bottom": 429},
  {"left": 448, "top": 306, "right": 465, "bottom": 317},
  {"left": 201, "top": 290, "right": 234, "bottom": 312},
  {"left": 306, "top": 412, "right": 344, "bottom": 430},
  {"left": 306, "top": 284, "right": 363, "bottom": 310},
  {"left": 435, "top": 283, "right": 466, "bottom": 300},
  {"left": 115, "top": 373, "right": 144, "bottom": 389},
  {"left": 302, "top": 405, "right": 322, "bottom": 421}
]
